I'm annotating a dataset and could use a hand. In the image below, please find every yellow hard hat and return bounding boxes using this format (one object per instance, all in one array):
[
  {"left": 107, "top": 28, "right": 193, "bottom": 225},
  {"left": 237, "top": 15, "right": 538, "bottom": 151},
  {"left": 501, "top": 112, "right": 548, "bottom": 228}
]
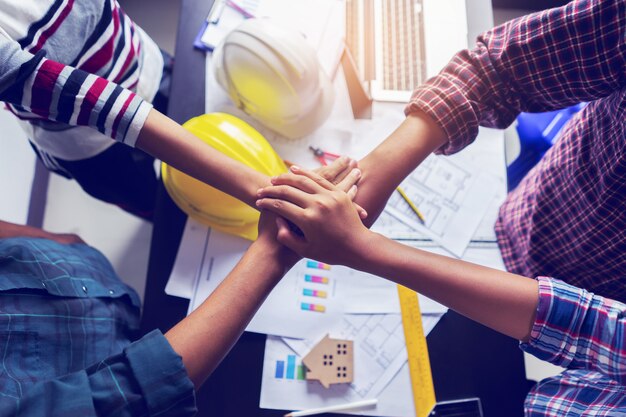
[{"left": 161, "top": 113, "right": 287, "bottom": 240}]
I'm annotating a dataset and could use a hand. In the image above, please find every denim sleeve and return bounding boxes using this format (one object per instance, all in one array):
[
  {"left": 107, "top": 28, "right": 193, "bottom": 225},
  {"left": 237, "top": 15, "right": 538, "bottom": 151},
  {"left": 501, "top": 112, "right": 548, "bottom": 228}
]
[{"left": 0, "top": 330, "right": 196, "bottom": 417}]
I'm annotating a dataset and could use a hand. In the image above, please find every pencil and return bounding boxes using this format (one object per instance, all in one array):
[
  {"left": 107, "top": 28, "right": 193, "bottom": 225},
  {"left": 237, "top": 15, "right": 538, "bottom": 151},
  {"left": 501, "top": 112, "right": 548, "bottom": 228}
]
[
  {"left": 284, "top": 399, "right": 378, "bottom": 417},
  {"left": 396, "top": 186, "right": 426, "bottom": 225}
]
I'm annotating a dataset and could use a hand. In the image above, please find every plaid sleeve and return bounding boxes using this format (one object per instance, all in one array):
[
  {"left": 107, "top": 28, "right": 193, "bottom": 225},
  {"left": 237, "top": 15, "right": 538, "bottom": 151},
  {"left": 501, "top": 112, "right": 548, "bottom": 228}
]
[
  {"left": 0, "top": 29, "right": 151, "bottom": 147},
  {"left": 0, "top": 330, "right": 196, "bottom": 417},
  {"left": 521, "top": 277, "right": 626, "bottom": 386},
  {"left": 405, "top": 0, "right": 626, "bottom": 155}
]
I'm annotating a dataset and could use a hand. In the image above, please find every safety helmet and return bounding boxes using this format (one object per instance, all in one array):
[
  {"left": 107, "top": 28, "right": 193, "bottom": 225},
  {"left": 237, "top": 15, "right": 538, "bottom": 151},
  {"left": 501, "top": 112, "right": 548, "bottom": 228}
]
[
  {"left": 212, "top": 18, "right": 334, "bottom": 139},
  {"left": 161, "top": 113, "right": 287, "bottom": 240}
]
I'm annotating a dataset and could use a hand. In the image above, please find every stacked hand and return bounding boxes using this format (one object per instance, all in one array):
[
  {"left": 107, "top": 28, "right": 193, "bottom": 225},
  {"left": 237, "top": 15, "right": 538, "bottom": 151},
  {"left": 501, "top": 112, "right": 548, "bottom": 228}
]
[{"left": 256, "top": 165, "right": 373, "bottom": 267}]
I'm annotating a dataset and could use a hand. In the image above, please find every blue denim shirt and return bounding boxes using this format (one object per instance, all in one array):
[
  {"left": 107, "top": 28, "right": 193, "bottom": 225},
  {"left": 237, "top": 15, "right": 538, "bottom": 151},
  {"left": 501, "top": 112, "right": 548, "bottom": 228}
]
[{"left": 0, "top": 237, "right": 196, "bottom": 416}]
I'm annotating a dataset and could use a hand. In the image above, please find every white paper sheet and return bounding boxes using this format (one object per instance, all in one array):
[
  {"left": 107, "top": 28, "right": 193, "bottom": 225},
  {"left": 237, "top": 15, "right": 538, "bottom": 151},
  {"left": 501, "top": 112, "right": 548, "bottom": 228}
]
[
  {"left": 182, "top": 227, "right": 446, "bottom": 338},
  {"left": 371, "top": 126, "right": 507, "bottom": 248},
  {"left": 383, "top": 155, "right": 499, "bottom": 258},
  {"left": 165, "top": 218, "right": 210, "bottom": 299},
  {"left": 260, "top": 313, "right": 442, "bottom": 416}
]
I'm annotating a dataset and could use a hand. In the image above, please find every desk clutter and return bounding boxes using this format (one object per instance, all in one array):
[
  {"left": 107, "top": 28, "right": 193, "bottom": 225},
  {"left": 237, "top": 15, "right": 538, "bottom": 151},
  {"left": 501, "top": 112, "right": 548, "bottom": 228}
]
[{"left": 165, "top": 1, "right": 507, "bottom": 415}]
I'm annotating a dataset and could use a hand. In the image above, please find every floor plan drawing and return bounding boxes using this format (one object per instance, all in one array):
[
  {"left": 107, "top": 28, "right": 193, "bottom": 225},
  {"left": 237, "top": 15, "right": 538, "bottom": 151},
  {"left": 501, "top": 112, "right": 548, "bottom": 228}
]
[{"left": 384, "top": 154, "right": 499, "bottom": 257}]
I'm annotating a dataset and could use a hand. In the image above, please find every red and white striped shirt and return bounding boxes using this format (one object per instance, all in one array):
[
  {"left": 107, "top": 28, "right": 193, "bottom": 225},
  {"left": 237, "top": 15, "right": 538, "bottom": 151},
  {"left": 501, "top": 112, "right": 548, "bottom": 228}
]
[{"left": 0, "top": 0, "right": 163, "bottom": 160}]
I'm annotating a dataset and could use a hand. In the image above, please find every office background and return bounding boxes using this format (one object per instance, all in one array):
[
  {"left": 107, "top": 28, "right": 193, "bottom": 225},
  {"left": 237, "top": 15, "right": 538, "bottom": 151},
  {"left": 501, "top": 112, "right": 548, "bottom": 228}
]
[{"left": 0, "top": 0, "right": 567, "bottom": 388}]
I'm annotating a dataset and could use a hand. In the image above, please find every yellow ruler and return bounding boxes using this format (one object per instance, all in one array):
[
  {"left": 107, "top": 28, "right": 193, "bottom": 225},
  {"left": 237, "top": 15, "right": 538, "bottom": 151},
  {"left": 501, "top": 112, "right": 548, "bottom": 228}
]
[{"left": 397, "top": 284, "right": 436, "bottom": 417}]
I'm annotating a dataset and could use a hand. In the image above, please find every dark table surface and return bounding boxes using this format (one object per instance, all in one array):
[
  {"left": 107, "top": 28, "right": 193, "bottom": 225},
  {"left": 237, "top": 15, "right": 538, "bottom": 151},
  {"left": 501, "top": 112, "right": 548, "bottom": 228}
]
[{"left": 141, "top": 0, "right": 531, "bottom": 415}]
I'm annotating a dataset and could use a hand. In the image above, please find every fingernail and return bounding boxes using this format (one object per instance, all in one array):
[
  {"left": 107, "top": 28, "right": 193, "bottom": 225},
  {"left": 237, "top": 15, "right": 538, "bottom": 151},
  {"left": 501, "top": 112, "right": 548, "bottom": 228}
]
[
  {"left": 270, "top": 176, "right": 278, "bottom": 184},
  {"left": 353, "top": 168, "right": 361, "bottom": 178},
  {"left": 255, "top": 199, "right": 262, "bottom": 206},
  {"left": 256, "top": 188, "right": 264, "bottom": 196},
  {"left": 290, "top": 165, "right": 300, "bottom": 172}
]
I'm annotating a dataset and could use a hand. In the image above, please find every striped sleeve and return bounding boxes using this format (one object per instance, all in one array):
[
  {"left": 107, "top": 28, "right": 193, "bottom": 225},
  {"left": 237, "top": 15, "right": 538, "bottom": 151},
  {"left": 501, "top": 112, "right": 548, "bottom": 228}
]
[
  {"left": 521, "top": 277, "right": 626, "bottom": 385},
  {"left": 0, "top": 29, "right": 151, "bottom": 147},
  {"left": 404, "top": 0, "right": 626, "bottom": 155}
]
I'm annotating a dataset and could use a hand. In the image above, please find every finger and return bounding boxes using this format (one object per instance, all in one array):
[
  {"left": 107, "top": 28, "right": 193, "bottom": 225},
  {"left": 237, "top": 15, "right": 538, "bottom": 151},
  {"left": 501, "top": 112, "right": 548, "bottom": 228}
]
[
  {"left": 256, "top": 197, "right": 305, "bottom": 226},
  {"left": 257, "top": 184, "right": 314, "bottom": 208},
  {"left": 354, "top": 203, "right": 368, "bottom": 220},
  {"left": 347, "top": 184, "right": 358, "bottom": 200},
  {"left": 269, "top": 170, "right": 327, "bottom": 194},
  {"left": 276, "top": 217, "right": 308, "bottom": 254},
  {"left": 315, "top": 156, "right": 350, "bottom": 182},
  {"left": 330, "top": 158, "right": 357, "bottom": 185},
  {"left": 337, "top": 168, "right": 362, "bottom": 194},
  {"left": 288, "top": 165, "right": 336, "bottom": 191}
]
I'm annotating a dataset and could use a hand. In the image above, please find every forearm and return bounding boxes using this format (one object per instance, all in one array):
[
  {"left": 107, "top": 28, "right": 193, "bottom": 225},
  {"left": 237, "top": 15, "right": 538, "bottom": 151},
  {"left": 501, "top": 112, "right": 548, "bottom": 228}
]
[
  {"left": 165, "top": 240, "right": 291, "bottom": 388},
  {"left": 355, "top": 112, "right": 446, "bottom": 224},
  {"left": 137, "top": 109, "right": 269, "bottom": 207},
  {"left": 0, "top": 220, "right": 51, "bottom": 239},
  {"left": 354, "top": 232, "right": 538, "bottom": 341}
]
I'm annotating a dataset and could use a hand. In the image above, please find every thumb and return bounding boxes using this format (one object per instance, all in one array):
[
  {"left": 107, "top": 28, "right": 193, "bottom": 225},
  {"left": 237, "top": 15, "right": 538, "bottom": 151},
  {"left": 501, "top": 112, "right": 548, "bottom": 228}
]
[{"left": 276, "top": 217, "right": 307, "bottom": 254}]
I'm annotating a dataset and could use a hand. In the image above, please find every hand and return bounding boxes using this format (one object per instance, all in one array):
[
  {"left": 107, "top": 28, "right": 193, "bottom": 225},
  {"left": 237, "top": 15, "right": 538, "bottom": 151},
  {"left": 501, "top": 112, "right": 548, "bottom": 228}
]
[
  {"left": 255, "top": 210, "right": 300, "bottom": 268},
  {"left": 46, "top": 232, "right": 85, "bottom": 245},
  {"left": 256, "top": 167, "right": 373, "bottom": 266},
  {"left": 311, "top": 156, "right": 368, "bottom": 219}
]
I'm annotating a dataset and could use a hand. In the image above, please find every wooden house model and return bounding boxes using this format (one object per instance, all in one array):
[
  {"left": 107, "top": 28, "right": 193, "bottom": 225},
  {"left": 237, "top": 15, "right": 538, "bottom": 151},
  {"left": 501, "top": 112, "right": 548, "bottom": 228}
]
[{"left": 302, "top": 334, "right": 354, "bottom": 388}]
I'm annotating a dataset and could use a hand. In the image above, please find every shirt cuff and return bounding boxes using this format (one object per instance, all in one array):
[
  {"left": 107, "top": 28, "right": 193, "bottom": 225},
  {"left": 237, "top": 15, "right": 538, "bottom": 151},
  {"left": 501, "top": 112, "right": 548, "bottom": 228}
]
[
  {"left": 125, "top": 329, "right": 196, "bottom": 415},
  {"left": 520, "top": 277, "right": 590, "bottom": 367},
  {"left": 121, "top": 99, "right": 152, "bottom": 147},
  {"left": 404, "top": 57, "right": 479, "bottom": 155}
]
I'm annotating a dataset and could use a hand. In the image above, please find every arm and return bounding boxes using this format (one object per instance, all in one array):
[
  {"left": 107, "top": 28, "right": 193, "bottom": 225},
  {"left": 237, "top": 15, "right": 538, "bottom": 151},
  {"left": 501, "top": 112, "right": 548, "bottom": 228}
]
[
  {"left": 0, "top": 219, "right": 84, "bottom": 244},
  {"left": 355, "top": 0, "right": 626, "bottom": 221},
  {"left": 0, "top": 30, "right": 357, "bottom": 207},
  {"left": 0, "top": 216, "right": 296, "bottom": 416},
  {"left": 164, "top": 212, "right": 298, "bottom": 388},
  {"left": 256, "top": 167, "right": 538, "bottom": 341},
  {"left": 257, "top": 168, "right": 626, "bottom": 382},
  {"left": 355, "top": 111, "right": 446, "bottom": 224}
]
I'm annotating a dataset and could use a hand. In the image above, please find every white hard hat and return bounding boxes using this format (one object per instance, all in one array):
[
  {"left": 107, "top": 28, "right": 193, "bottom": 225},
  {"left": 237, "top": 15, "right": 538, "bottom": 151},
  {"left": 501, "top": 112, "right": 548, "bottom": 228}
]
[{"left": 212, "top": 18, "right": 334, "bottom": 139}]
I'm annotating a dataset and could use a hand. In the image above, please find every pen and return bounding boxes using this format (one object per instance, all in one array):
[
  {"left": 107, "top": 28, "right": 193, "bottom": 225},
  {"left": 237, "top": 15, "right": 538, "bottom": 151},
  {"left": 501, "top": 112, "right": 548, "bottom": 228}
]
[
  {"left": 396, "top": 186, "right": 426, "bottom": 225},
  {"left": 284, "top": 399, "right": 378, "bottom": 417},
  {"left": 226, "top": 0, "right": 255, "bottom": 18}
]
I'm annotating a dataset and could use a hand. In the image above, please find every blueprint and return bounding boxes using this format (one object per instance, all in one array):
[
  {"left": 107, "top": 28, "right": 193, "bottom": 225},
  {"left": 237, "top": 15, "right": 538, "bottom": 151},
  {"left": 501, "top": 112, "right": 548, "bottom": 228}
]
[{"left": 383, "top": 154, "right": 498, "bottom": 257}]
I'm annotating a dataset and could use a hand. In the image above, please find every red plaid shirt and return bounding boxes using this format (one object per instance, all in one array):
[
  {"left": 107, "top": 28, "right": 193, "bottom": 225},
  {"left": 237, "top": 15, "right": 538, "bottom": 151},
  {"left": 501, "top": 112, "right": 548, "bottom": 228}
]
[{"left": 406, "top": 0, "right": 626, "bottom": 301}]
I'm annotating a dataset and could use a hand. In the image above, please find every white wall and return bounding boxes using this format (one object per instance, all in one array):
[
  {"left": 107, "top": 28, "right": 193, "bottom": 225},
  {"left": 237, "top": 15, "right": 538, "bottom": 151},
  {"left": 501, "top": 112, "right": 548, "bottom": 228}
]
[{"left": 0, "top": 108, "right": 36, "bottom": 224}]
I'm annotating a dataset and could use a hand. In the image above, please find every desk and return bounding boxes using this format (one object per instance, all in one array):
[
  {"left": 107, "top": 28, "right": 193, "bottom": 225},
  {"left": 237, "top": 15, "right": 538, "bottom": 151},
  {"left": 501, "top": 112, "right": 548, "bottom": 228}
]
[{"left": 141, "top": 0, "right": 531, "bottom": 415}]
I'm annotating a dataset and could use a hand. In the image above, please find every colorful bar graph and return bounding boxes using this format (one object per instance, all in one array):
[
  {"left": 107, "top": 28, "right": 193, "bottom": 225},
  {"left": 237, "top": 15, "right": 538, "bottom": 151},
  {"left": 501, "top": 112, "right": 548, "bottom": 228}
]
[
  {"left": 306, "top": 260, "right": 331, "bottom": 270},
  {"left": 305, "top": 274, "right": 329, "bottom": 284},
  {"left": 275, "top": 360, "right": 285, "bottom": 378},
  {"left": 303, "top": 288, "right": 327, "bottom": 298},
  {"left": 297, "top": 365, "right": 306, "bottom": 380},
  {"left": 301, "top": 302, "right": 326, "bottom": 313},
  {"left": 286, "top": 355, "right": 296, "bottom": 379}
]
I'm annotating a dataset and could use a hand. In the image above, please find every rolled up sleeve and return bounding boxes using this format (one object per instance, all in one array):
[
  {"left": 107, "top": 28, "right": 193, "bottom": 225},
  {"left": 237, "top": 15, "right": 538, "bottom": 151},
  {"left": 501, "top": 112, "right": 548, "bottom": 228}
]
[
  {"left": 521, "top": 277, "right": 626, "bottom": 386},
  {"left": 405, "top": 0, "right": 626, "bottom": 155}
]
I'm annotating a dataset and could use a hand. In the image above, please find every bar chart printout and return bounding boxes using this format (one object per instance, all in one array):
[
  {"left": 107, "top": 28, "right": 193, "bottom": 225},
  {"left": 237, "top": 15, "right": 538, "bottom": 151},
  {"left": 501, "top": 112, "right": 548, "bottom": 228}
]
[
  {"left": 275, "top": 354, "right": 306, "bottom": 380},
  {"left": 300, "top": 261, "right": 332, "bottom": 313}
]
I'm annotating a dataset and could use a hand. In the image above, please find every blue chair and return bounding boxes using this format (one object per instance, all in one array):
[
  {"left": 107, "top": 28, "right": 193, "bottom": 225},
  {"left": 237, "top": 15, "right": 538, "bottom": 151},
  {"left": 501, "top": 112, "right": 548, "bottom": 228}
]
[{"left": 507, "top": 103, "right": 585, "bottom": 191}]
